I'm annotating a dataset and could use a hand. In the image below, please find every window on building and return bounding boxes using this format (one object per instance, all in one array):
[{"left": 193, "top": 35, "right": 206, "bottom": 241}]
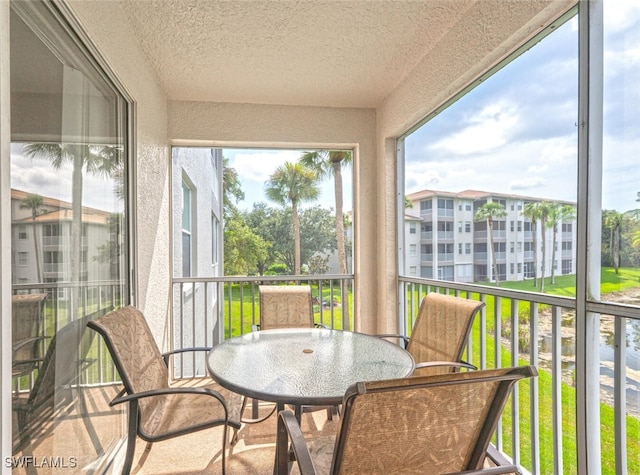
[
  {"left": 420, "top": 200, "right": 432, "bottom": 211},
  {"left": 465, "top": 243, "right": 471, "bottom": 254},
  {"left": 18, "top": 225, "right": 27, "bottom": 240},
  {"left": 182, "top": 180, "right": 193, "bottom": 277},
  {"left": 17, "top": 252, "right": 28, "bottom": 266},
  {"left": 212, "top": 213, "right": 219, "bottom": 266},
  {"left": 409, "top": 222, "right": 416, "bottom": 234},
  {"left": 409, "top": 244, "right": 417, "bottom": 257}
]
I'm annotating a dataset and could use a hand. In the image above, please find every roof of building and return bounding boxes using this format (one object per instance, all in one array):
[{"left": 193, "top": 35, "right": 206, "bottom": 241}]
[{"left": 406, "top": 189, "right": 576, "bottom": 206}]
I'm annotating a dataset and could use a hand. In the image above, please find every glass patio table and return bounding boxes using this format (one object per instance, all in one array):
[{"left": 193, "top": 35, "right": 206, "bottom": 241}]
[{"left": 207, "top": 327, "right": 415, "bottom": 474}]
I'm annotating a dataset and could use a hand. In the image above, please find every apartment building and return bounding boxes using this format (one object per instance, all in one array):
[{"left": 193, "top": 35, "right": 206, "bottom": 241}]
[
  {"left": 405, "top": 189, "right": 577, "bottom": 284},
  {"left": 11, "top": 189, "right": 118, "bottom": 289}
]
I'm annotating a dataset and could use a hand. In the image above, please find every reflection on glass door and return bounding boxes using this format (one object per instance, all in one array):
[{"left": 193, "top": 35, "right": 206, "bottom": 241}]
[{"left": 10, "top": 1, "right": 129, "bottom": 471}]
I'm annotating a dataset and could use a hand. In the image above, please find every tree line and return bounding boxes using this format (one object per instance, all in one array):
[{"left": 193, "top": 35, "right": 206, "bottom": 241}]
[
  {"left": 223, "top": 151, "right": 352, "bottom": 278},
  {"left": 476, "top": 193, "right": 640, "bottom": 290}
]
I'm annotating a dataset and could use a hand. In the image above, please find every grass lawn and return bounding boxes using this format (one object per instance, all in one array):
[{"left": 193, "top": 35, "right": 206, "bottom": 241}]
[
  {"left": 221, "top": 271, "right": 640, "bottom": 473},
  {"left": 458, "top": 267, "right": 640, "bottom": 474}
]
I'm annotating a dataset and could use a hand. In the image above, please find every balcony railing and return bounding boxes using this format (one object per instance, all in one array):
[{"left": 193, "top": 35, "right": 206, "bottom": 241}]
[
  {"left": 11, "top": 281, "right": 123, "bottom": 393},
  {"left": 15, "top": 274, "right": 639, "bottom": 473},
  {"left": 170, "top": 274, "right": 355, "bottom": 379},
  {"left": 398, "top": 276, "right": 640, "bottom": 475}
]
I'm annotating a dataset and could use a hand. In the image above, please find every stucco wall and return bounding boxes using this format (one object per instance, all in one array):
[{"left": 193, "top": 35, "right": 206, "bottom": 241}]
[
  {"left": 168, "top": 101, "right": 379, "bottom": 333},
  {"left": 66, "top": 1, "right": 172, "bottom": 349}
]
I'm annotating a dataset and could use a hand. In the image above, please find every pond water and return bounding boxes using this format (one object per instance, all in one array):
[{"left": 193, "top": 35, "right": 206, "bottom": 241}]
[{"left": 537, "top": 315, "right": 640, "bottom": 418}]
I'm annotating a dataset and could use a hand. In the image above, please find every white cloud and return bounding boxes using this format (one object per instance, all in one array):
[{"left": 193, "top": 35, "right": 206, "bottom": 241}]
[
  {"left": 509, "top": 177, "right": 545, "bottom": 192},
  {"left": 228, "top": 149, "right": 300, "bottom": 183},
  {"left": 226, "top": 148, "right": 353, "bottom": 212},
  {"left": 605, "top": 1, "right": 640, "bottom": 33},
  {"left": 431, "top": 102, "right": 520, "bottom": 155}
]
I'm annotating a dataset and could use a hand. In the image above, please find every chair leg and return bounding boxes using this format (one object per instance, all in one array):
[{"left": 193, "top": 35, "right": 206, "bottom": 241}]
[{"left": 122, "top": 401, "right": 139, "bottom": 475}]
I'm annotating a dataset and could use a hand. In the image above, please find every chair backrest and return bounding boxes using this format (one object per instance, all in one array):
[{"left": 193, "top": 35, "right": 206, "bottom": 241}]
[
  {"left": 333, "top": 366, "right": 537, "bottom": 475},
  {"left": 12, "top": 293, "right": 48, "bottom": 373},
  {"left": 259, "top": 285, "right": 314, "bottom": 330},
  {"left": 87, "top": 306, "right": 169, "bottom": 408},
  {"left": 27, "top": 311, "right": 96, "bottom": 410},
  {"left": 406, "top": 293, "right": 484, "bottom": 375}
]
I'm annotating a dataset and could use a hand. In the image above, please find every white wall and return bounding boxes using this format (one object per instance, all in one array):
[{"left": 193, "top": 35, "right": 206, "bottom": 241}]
[{"left": 67, "top": 1, "right": 172, "bottom": 349}]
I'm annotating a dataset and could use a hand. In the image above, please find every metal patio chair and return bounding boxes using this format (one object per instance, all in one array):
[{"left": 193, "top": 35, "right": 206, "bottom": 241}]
[
  {"left": 87, "top": 306, "right": 242, "bottom": 475},
  {"left": 13, "top": 311, "right": 101, "bottom": 455},
  {"left": 280, "top": 365, "right": 537, "bottom": 475},
  {"left": 379, "top": 292, "right": 485, "bottom": 375},
  {"left": 256, "top": 284, "right": 318, "bottom": 330},
  {"left": 12, "top": 293, "right": 48, "bottom": 388},
  {"left": 245, "top": 285, "right": 336, "bottom": 422}
]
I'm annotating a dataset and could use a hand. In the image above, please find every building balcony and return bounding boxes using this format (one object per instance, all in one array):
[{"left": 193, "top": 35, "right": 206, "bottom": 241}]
[{"left": 12, "top": 272, "right": 639, "bottom": 475}]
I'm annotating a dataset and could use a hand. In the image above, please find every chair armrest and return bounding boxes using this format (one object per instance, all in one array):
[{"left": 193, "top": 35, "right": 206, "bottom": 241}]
[
  {"left": 373, "top": 334, "right": 409, "bottom": 348},
  {"left": 251, "top": 324, "right": 260, "bottom": 332},
  {"left": 314, "top": 322, "right": 329, "bottom": 329},
  {"left": 443, "top": 445, "right": 520, "bottom": 475},
  {"left": 414, "top": 361, "right": 477, "bottom": 371},
  {"left": 445, "top": 467, "right": 520, "bottom": 475},
  {"left": 110, "top": 386, "right": 228, "bottom": 409},
  {"left": 12, "top": 336, "right": 48, "bottom": 354},
  {"left": 161, "top": 346, "right": 212, "bottom": 366},
  {"left": 279, "top": 409, "right": 317, "bottom": 475}
]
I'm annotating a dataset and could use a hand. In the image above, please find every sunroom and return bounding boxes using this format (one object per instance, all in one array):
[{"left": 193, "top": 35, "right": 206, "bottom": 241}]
[{"left": 2, "top": 0, "right": 639, "bottom": 474}]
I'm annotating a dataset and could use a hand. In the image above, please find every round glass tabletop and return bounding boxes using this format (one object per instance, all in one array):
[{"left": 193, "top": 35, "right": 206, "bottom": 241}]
[{"left": 207, "top": 328, "right": 415, "bottom": 405}]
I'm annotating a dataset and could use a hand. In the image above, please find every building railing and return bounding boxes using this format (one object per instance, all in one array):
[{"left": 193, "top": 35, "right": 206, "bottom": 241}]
[
  {"left": 11, "top": 281, "right": 123, "bottom": 392},
  {"left": 15, "top": 274, "right": 638, "bottom": 473},
  {"left": 398, "top": 275, "right": 640, "bottom": 475},
  {"left": 170, "top": 274, "right": 355, "bottom": 379}
]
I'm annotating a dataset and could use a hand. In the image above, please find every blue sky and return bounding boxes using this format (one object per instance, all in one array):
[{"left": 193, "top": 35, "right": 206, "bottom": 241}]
[
  {"left": 405, "top": 3, "right": 639, "bottom": 214},
  {"left": 224, "top": 148, "right": 353, "bottom": 213}
]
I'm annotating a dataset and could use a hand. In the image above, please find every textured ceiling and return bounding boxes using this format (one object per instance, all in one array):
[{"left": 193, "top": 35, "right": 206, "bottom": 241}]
[{"left": 118, "top": 0, "right": 478, "bottom": 108}]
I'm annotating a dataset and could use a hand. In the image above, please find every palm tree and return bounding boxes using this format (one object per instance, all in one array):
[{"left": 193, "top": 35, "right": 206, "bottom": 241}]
[
  {"left": 536, "top": 202, "right": 553, "bottom": 293},
  {"left": 299, "top": 151, "right": 352, "bottom": 275},
  {"left": 475, "top": 202, "right": 507, "bottom": 286},
  {"left": 547, "top": 203, "right": 576, "bottom": 285},
  {"left": 24, "top": 143, "right": 122, "bottom": 316},
  {"left": 299, "top": 150, "right": 352, "bottom": 328},
  {"left": 223, "top": 157, "right": 245, "bottom": 219},
  {"left": 523, "top": 202, "right": 541, "bottom": 288},
  {"left": 19, "top": 193, "right": 44, "bottom": 282},
  {"left": 603, "top": 210, "right": 624, "bottom": 274},
  {"left": 265, "top": 162, "right": 320, "bottom": 275}
]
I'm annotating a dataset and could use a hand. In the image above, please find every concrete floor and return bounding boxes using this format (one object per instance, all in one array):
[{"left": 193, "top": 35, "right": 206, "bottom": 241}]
[{"left": 11, "top": 380, "right": 339, "bottom": 475}]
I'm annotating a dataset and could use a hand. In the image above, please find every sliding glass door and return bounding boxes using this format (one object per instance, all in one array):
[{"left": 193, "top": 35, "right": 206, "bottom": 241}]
[{"left": 10, "top": 1, "right": 130, "bottom": 471}]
